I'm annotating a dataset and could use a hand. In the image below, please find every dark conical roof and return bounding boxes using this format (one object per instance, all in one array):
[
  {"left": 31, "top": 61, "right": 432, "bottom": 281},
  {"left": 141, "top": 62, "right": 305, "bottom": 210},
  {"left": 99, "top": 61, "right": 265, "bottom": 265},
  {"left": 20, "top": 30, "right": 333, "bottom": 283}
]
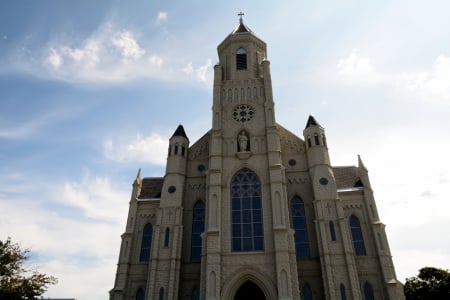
[
  {"left": 171, "top": 124, "right": 188, "bottom": 139},
  {"left": 232, "top": 13, "right": 252, "bottom": 34},
  {"left": 305, "top": 115, "right": 322, "bottom": 129}
]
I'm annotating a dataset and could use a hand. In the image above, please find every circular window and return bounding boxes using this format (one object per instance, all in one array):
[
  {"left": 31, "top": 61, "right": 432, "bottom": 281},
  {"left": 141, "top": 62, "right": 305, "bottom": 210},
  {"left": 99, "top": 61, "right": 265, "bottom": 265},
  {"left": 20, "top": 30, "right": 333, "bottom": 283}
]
[
  {"left": 168, "top": 186, "right": 176, "bottom": 193},
  {"left": 232, "top": 105, "right": 255, "bottom": 123},
  {"left": 319, "top": 177, "right": 329, "bottom": 186},
  {"left": 197, "top": 164, "right": 206, "bottom": 172},
  {"left": 288, "top": 159, "right": 296, "bottom": 167}
]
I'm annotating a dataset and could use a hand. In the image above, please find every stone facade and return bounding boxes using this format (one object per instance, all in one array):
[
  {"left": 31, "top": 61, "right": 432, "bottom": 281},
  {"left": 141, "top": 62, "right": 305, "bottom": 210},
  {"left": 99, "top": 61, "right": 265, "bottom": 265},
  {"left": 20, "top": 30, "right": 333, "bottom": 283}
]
[{"left": 110, "top": 18, "right": 405, "bottom": 300}]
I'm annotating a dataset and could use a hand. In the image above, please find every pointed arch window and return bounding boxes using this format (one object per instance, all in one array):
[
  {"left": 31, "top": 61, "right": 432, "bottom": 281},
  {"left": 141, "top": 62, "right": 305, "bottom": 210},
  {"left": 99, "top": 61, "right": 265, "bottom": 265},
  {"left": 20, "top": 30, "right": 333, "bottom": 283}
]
[
  {"left": 329, "top": 221, "right": 337, "bottom": 241},
  {"left": 340, "top": 284, "right": 347, "bottom": 300},
  {"left": 174, "top": 143, "right": 179, "bottom": 155},
  {"left": 164, "top": 227, "right": 170, "bottom": 247},
  {"left": 191, "top": 287, "right": 200, "bottom": 300},
  {"left": 314, "top": 133, "right": 320, "bottom": 145},
  {"left": 302, "top": 283, "right": 313, "bottom": 300},
  {"left": 363, "top": 282, "right": 374, "bottom": 300},
  {"left": 139, "top": 223, "right": 153, "bottom": 262},
  {"left": 136, "top": 288, "right": 145, "bottom": 300},
  {"left": 291, "top": 196, "right": 309, "bottom": 257},
  {"left": 231, "top": 169, "right": 264, "bottom": 252},
  {"left": 159, "top": 287, "right": 164, "bottom": 300},
  {"left": 236, "top": 48, "right": 247, "bottom": 70},
  {"left": 350, "top": 215, "right": 366, "bottom": 256},
  {"left": 191, "top": 201, "right": 205, "bottom": 261}
]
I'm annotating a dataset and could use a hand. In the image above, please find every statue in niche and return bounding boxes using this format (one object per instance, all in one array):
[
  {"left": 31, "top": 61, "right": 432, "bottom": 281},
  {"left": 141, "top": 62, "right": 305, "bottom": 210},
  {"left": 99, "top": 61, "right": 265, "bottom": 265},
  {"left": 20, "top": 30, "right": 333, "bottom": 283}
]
[{"left": 238, "top": 131, "right": 249, "bottom": 152}]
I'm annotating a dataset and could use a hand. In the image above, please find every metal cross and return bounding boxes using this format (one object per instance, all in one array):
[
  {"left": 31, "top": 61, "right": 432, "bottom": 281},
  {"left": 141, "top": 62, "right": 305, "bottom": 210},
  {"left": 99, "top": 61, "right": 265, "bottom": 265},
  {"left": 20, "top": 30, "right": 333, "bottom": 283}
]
[{"left": 238, "top": 12, "right": 244, "bottom": 23}]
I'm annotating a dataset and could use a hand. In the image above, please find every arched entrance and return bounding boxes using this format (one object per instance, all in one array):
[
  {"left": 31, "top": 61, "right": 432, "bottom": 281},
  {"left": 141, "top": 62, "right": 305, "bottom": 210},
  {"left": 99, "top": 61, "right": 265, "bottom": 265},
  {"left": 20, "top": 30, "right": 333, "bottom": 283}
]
[{"left": 234, "top": 281, "right": 266, "bottom": 300}]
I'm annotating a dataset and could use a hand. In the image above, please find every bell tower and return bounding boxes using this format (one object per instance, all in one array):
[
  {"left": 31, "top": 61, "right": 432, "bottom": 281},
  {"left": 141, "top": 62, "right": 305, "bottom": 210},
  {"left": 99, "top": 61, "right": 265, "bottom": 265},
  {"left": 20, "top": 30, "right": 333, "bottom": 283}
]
[{"left": 203, "top": 14, "right": 300, "bottom": 300}]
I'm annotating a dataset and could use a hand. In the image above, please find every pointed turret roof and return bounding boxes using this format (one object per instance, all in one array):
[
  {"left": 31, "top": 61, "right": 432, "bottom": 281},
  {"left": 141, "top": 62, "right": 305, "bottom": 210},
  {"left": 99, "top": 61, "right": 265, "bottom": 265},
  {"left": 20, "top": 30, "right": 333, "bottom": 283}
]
[
  {"left": 171, "top": 124, "right": 188, "bottom": 140},
  {"left": 232, "top": 13, "right": 252, "bottom": 34},
  {"left": 305, "top": 115, "right": 322, "bottom": 129}
]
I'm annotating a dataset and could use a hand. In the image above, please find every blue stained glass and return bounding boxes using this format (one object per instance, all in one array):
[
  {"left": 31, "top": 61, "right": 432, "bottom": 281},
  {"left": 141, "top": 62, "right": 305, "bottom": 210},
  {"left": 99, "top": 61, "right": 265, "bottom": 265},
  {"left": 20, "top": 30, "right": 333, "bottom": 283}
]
[
  {"left": 350, "top": 215, "right": 366, "bottom": 256},
  {"left": 330, "top": 221, "right": 337, "bottom": 241},
  {"left": 302, "top": 284, "right": 312, "bottom": 300},
  {"left": 191, "top": 201, "right": 205, "bottom": 261},
  {"left": 291, "top": 197, "right": 310, "bottom": 257},
  {"left": 231, "top": 169, "right": 264, "bottom": 252},
  {"left": 340, "top": 284, "right": 347, "bottom": 300},
  {"left": 192, "top": 287, "right": 200, "bottom": 300},
  {"left": 136, "top": 288, "right": 145, "bottom": 300},
  {"left": 139, "top": 223, "right": 153, "bottom": 262},
  {"left": 363, "top": 282, "right": 374, "bottom": 300}
]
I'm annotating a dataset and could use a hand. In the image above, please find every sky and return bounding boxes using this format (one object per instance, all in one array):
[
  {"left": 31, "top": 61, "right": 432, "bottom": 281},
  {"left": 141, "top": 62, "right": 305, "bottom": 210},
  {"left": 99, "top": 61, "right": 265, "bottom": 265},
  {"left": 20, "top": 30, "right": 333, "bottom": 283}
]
[{"left": 1, "top": 0, "right": 449, "bottom": 299}]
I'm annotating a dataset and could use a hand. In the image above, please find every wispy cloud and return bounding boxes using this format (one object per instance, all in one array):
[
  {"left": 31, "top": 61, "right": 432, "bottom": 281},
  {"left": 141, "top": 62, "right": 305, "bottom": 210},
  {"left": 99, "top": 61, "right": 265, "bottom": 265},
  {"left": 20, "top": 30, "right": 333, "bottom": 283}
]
[
  {"left": 156, "top": 11, "right": 168, "bottom": 24},
  {"left": 333, "top": 50, "right": 450, "bottom": 104},
  {"left": 103, "top": 132, "right": 168, "bottom": 165}
]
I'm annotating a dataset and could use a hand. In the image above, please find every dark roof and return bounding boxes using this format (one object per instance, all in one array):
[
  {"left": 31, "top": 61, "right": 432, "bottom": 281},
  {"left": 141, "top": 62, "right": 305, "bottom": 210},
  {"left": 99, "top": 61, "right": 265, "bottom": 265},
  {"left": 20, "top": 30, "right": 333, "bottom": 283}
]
[
  {"left": 333, "top": 166, "right": 363, "bottom": 189},
  {"left": 305, "top": 115, "right": 321, "bottom": 129},
  {"left": 232, "top": 21, "right": 252, "bottom": 34},
  {"left": 138, "top": 178, "right": 164, "bottom": 199},
  {"left": 171, "top": 124, "right": 188, "bottom": 139}
]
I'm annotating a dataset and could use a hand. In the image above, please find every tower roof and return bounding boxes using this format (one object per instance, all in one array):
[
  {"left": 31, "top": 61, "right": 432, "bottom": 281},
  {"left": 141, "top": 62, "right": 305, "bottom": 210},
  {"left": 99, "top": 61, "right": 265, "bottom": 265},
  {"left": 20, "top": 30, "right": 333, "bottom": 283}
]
[
  {"left": 232, "top": 13, "right": 252, "bottom": 34},
  {"left": 305, "top": 115, "right": 322, "bottom": 129},
  {"left": 171, "top": 124, "right": 188, "bottom": 140}
]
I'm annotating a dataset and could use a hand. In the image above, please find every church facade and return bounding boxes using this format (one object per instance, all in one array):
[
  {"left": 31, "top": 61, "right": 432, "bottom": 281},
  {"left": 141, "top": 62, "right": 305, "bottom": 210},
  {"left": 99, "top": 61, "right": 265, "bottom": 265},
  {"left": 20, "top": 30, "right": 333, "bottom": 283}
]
[{"left": 110, "top": 18, "right": 405, "bottom": 300}]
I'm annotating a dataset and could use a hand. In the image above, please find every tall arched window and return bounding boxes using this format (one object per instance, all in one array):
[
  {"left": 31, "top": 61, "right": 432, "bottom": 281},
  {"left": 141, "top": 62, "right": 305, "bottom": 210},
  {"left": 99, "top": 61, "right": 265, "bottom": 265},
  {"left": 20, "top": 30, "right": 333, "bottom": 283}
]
[
  {"left": 236, "top": 48, "right": 247, "bottom": 70},
  {"left": 159, "top": 287, "right": 164, "bottom": 300},
  {"left": 363, "top": 282, "right": 374, "bottom": 300},
  {"left": 231, "top": 169, "right": 264, "bottom": 252},
  {"left": 191, "top": 201, "right": 205, "bottom": 261},
  {"left": 302, "top": 283, "right": 313, "bottom": 300},
  {"left": 191, "top": 287, "right": 200, "bottom": 300},
  {"left": 340, "top": 284, "right": 347, "bottom": 300},
  {"left": 164, "top": 227, "right": 170, "bottom": 247},
  {"left": 136, "top": 288, "right": 145, "bottom": 300},
  {"left": 350, "top": 215, "right": 366, "bottom": 256},
  {"left": 329, "top": 221, "right": 337, "bottom": 241},
  {"left": 291, "top": 197, "right": 309, "bottom": 257},
  {"left": 139, "top": 223, "right": 153, "bottom": 262},
  {"left": 314, "top": 133, "right": 320, "bottom": 145}
]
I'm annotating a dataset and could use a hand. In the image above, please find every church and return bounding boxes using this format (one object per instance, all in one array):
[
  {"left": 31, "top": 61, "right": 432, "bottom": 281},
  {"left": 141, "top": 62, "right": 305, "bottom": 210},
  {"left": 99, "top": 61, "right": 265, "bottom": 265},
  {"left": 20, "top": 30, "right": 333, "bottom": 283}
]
[{"left": 110, "top": 16, "right": 405, "bottom": 300}]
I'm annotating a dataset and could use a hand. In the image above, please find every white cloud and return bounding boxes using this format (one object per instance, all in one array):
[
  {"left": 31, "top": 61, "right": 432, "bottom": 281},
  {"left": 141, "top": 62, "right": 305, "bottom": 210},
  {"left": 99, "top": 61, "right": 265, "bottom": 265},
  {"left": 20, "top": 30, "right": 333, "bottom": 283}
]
[
  {"left": 112, "top": 31, "right": 145, "bottom": 62},
  {"left": 336, "top": 49, "right": 382, "bottom": 85},
  {"left": 149, "top": 55, "right": 163, "bottom": 67},
  {"left": 45, "top": 48, "right": 63, "bottom": 69},
  {"left": 334, "top": 50, "right": 450, "bottom": 103},
  {"left": 196, "top": 59, "right": 212, "bottom": 82},
  {"left": 156, "top": 11, "right": 168, "bottom": 24},
  {"left": 398, "top": 55, "right": 450, "bottom": 102},
  {"left": 104, "top": 132, "right": 168, "bottom": 165},
  {"left": 182, "top": 59, "right": 213, "bottom": 82},
  {"left": 60, "top": 174, "right": 129, "bottom": 222}
]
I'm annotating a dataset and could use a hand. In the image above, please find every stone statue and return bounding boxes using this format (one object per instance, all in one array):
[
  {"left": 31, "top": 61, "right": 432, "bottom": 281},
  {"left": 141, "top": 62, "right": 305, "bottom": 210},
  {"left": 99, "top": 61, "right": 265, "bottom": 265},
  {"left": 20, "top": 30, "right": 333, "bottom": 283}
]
[{"left": 238, "top": 131, "right": 248, "bottom": 152}]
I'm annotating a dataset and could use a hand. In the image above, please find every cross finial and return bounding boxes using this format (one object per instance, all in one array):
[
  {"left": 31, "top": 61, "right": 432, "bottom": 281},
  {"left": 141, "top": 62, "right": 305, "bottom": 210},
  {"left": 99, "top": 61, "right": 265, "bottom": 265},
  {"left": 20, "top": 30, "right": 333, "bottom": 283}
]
[{"left": 238, "top": 12, "right": 244, "bottom": 24}]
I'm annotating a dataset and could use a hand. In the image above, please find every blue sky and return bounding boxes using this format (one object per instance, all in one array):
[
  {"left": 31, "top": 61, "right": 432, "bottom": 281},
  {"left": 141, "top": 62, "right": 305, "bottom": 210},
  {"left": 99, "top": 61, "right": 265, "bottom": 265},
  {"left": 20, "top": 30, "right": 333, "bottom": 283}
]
[{"left": 1, "top": 1, "right": 450, "bottom": 299}]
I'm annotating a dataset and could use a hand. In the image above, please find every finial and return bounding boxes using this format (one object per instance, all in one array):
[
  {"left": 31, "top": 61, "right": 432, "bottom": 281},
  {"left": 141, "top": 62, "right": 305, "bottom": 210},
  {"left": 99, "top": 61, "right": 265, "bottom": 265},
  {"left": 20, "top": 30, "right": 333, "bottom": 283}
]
[{"left": 238, "top": 12, "right": 244, "bottom": 24}]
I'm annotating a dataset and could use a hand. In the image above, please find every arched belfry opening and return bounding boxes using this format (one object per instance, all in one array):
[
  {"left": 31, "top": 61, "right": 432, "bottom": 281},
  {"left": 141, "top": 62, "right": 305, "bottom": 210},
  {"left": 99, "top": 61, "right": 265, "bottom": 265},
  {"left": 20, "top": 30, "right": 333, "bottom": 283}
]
[{"left": 234, "top": 281, "right": 265, "bottom": 300}]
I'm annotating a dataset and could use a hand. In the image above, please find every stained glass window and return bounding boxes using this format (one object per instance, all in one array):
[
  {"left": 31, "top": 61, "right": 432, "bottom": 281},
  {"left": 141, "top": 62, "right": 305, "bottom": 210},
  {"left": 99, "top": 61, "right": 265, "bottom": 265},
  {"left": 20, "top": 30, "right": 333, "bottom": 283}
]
[
  {"left": 350, "top": 215, "right": 366, "bottom": 256},
  {"left": 191, "top": 201, "right": 205, "bottom": 261},
  {"left": 231, "top": 169, "right": 264, "bottom": 252},
  {"left": 139, "top": 223, "right": 153, "bottom": 262},
  {"left": 329, "top": 221, "right": 337, "bottom": 241},
  {"left": 291, "top": 197, "right": 309, "bottom": 257},
  {"left": 363, "top": 282, "right": 374, "bottom": 300},
  {"left": 302, "top": 284, "right": 313, "bottom": 300}
]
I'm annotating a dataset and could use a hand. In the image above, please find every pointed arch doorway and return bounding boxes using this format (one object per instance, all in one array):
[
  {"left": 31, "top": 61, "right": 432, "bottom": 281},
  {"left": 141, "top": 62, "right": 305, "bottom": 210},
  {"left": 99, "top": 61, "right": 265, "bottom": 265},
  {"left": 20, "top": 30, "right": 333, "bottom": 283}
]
[{"left": 234, "top": 281, "right": 266, "bottom": 300}]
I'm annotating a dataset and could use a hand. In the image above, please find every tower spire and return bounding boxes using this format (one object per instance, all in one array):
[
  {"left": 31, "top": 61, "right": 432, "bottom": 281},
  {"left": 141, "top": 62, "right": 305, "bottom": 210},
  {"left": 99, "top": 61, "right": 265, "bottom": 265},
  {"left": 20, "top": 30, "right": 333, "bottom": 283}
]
[{"left": 238, "top": 11, "right": 244, "bottom": 24}]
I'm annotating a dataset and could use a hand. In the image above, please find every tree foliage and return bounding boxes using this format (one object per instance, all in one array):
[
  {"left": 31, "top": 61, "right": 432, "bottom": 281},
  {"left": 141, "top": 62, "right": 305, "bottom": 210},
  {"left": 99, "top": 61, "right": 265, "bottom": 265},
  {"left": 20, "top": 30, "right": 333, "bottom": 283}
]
[
  {"left": 404, "top": 267, "right": 450, "bottom": 300},
  {"left": 0, "top": 237, "right": 57, "bottom": 299}
]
